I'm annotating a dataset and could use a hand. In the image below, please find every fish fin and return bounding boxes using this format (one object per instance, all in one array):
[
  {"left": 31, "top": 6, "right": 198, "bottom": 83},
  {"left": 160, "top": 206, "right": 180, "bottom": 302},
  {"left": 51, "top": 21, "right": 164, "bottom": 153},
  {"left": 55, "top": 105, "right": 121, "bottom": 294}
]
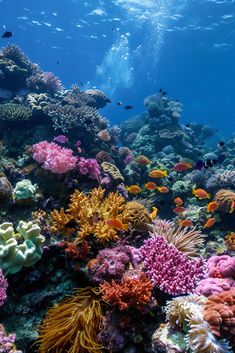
[
  {"left": 208, "top": 193, "right": 211, "bottom": 199},
  {"left": 163, "top": 170, "right": 167, "bottom": 176},
  {"left": 122, "top": 224, "right": 128, "bottom": 231},
  {"left": 192, "top": 189, "right": 195, "bottom": 195}
]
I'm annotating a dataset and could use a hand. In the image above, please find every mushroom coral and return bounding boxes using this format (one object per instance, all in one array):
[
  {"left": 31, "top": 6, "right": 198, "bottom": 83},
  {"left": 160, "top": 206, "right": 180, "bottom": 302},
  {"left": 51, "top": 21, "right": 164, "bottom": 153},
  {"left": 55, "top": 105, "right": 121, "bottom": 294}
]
[{"left": 38, "top": 287, "right": 103, "bottom": 353}]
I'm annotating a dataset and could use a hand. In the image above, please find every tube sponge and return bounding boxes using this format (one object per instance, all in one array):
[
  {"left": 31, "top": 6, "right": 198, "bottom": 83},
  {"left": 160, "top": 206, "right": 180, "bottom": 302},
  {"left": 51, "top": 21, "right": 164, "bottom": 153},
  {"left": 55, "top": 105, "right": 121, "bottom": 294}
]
[{"left": 0, "top": 221, "right": 45, "bottom": 275}]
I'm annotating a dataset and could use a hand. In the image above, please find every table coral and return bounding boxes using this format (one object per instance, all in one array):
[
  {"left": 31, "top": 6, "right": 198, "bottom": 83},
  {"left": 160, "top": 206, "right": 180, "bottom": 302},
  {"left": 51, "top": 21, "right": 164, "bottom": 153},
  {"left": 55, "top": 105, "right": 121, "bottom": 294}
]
[
  {"left": 139, "top": 235, "right": 205, "bottom": 295},
  {"left": 101, "top": 273, "right": 153, "bottom": 311}
]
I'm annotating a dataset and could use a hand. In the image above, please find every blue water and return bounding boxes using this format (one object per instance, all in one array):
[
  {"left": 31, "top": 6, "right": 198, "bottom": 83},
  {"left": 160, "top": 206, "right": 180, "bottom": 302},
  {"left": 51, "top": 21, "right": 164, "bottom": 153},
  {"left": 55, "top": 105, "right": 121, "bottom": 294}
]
[{"left": 1, "top": 0, "right": 235, "bottom": 136}]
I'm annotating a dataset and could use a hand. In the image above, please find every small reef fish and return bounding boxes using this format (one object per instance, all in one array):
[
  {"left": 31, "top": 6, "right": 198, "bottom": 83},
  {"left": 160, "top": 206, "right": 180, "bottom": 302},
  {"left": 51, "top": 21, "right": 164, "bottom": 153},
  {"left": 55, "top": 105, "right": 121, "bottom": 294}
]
[
  {"left": 53, "top": 135, "right": 69, "bottom": 144},
  {"left": 173, "top": 162, "right": 192, "bottom": 172},
  {"left": 117, "top": 101, "right": 122, "bottom": 106},
  {"left": 207, "top": 201, "right": 219, "bottom": 213},
  {"left": 204, "top": 217, "right": 215, "bottom": 228},
  {"left": 86, "top": 258, "right": 98, "bottom": 270},
  {"left": 2, "top": 31, "right": 13, "bottom": 38},
  {"left": 126, "top": 185, "right": 142, "bottom": 194},
  {"left": 145, "top": 182, "right": 158, "bottom": 191},
  {"left": 124, "top": 105, "right": 133, "bottom": 110},
  {"left": 77, "top": 147, "right": 82, "bottom": 153},
  {"left": 173, "top": 206, "right": 186, "bottom": 214},
  {"left": 149, "top": 169, "right": 167, "bottom": 178},
  {"left": 192, "top": 188, "right": 211, "bottom": 200},
  {"left": 157, "top": 186, "right": 169, "bottom": 193},
  {"left": 179, "top": 219, "right": 193, "bottom": 227},
  {"left": 106, "top": 218, "right": 128, "bottom": 231},
  {"left": 74, "top": 139, "right": 82, "bottom": 147},
  {"left": 150, "top": 207, "right": 158, "bottom": 220},
  {"left": 174, "top": 197, "right": 183, "bottom": 206}
]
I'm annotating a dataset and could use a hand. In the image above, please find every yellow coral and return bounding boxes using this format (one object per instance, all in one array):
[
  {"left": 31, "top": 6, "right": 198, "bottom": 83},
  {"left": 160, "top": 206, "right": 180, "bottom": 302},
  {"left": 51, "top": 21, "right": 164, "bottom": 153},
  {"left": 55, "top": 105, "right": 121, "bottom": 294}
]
[
  {"left": 50, "top": 187, "right": 150, "bottom": 243},
  {"left": 38, "top": 287, "right": 103, "bottom": 353},
  {"left": 224, "top": 232, "right": 235, "bottom": 251}
]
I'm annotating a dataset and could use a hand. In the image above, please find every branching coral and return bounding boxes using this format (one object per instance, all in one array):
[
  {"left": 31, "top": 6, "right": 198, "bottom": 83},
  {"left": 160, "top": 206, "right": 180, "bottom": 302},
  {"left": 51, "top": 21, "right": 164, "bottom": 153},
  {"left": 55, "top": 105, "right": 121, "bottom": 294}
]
[
  {"left": 50, "top": 187, "right": 136, "bottom": 243},
  {"left": 38, "top": 287, "right": 103, "bottom": 353},
  {"left": 206, "top": 170, "right": 235, "bottom": 190},
  {"left": 0, "top": 103, "right": 32, "bottom": 121},
  {"left": 101, "top": 273, "right": 153, "bottom": 311},
  {"left": 214, "top": 189, "right": 235, "bottom": 213},
  {"left": 150, "top": 218, "right": 205, "bottom": 258},
  {"left": 139, "top": 235, "right": 205, "bottom": 295}
]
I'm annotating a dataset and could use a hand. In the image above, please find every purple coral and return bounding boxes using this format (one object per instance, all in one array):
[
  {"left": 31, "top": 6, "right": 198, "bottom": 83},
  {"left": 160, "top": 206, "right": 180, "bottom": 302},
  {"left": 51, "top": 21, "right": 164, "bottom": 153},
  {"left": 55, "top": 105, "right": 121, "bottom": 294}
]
[
  {"left": 206, "top": 170, "right": 235, "bottom": 190},
  {"left": 0, "top": 324, "right": 22, "bottom": 353},
  {"left": 139, "top": 236, "right": 205, "bottom": 295},
  {"left": 89, "top": 245, "right": 138, "bottom": 284},
  {"left": 77, "top": 157, "right": 101, "bottom": 180},
  {"left": 33, "top": 141, "right": 78, "bottom": 174},
  {"left": 0, "top": 268, "right": 8, "bottom": 307}
]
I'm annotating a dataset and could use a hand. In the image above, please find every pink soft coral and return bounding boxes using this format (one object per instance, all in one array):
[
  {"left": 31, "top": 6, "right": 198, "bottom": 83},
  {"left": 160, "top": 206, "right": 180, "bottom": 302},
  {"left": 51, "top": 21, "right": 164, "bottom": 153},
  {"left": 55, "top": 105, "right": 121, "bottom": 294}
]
[
  {"left": 139, "top": 235, "right": 205, "bottom": 295},
  {"left": 33, "top": 141, "right": 78, "bottom": 174},
  {"left": 77, "top": 157, "right": 100, "bottom": 180}
]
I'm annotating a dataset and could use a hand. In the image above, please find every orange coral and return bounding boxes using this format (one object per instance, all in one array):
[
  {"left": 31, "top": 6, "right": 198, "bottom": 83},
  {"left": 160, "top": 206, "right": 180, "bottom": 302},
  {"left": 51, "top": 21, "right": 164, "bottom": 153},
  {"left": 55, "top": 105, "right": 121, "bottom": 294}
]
[
  {"left": 38, "top": 287, "right": 103, "bottom": 353},
  {"left": 224, "top": 232, "right": 235, "bottom": 251},
  {"left": 213, "top": 189, "right": 235, "bottom": 213},
  {"left": 49, "top": 187, "right": 150, "bottom": 243},
  {"left": 101, "top": 273, "right": 153, "bottom": 311},
  {"left": 204, "top": 288, "right": 235, "bottom": 345}
]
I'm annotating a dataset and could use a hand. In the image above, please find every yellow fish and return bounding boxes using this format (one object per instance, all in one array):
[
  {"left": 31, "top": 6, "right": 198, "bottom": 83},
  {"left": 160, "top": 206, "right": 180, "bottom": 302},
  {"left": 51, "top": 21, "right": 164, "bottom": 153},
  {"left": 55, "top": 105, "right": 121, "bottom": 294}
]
[
  {"left": 149, "top": 169, "right": 167, "bottom": 178},
  {"left": 126, "top": 185, "right": 142, "bottom": 194},
  {"left": 150, "top": 207, "right": 158, "bottom": 220}
]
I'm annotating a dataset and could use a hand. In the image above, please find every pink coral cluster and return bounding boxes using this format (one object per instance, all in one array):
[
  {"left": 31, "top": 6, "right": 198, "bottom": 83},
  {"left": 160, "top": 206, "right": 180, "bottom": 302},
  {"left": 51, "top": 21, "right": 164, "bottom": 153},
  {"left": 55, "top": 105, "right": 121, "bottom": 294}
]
[
  {"left": 0, "top": 268, "right": 8, "bottom": 307},
  {"left": 33, "top": 141, "right": 78, "bottom": 174},
  {"left": 139, "top": 235, "right": 205, "bottom": 295},
  {"left": 77, "top": 157, "right": 100, "bottom": 180},
  {"left": 196, "top": 255, "right": 235, "bottom": 297}
]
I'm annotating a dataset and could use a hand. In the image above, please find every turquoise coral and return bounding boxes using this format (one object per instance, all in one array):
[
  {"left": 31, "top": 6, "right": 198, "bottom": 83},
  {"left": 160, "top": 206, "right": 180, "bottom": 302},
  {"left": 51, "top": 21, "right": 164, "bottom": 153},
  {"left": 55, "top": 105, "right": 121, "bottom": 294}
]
[
  {"left": 0, "top": 221, "right": 45, "bottom": 275},
  {"left": 13, "top": 179, "right": 38, "bottom": 201}
]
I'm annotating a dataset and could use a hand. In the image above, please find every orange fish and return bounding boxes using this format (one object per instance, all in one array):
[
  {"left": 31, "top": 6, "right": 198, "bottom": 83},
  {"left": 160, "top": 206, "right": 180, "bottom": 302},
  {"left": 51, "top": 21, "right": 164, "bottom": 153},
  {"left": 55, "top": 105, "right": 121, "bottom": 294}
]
[
  {"left": 145, "top": 182, "right": 158, "bottom": 191},
  {"left": 126, "top": 185, "right": 142, "bottom": 194},
  {"left": 179, "top": 219, "right": 193, "bottom": 227},
  {"left": 149, "top": 169, "right": 167, "bottom": 178},
  {"left": 174, "top": 197, "right": 183, "bottom": 206},
  {"left": 173, "top": 162, "right": 192, "bottom": 172},
  {"left": 86, "top": 258, "right": 99, "bottom": 270},
  {"left": 204, "top": 217, "right": 215, "bottom": 228},
  {"left": 157, "top": 186, "right": 169, "bottom": 193},
  {"left": 173, "top": 206, "right": 186, "bottom": 214},
  {"left": 106, "top": 218, "right": 128, "bottom": 231},
  {"left": 207, "top": 201, "right": 219, "bottom": 213},
  {"left": 230, "top": 201, "right": 235, "bottom": 214},
  {"left": 150, "top": 207, "right": 158, "bottom": 220},
  {"left": 192, "top": 188, "right": 211, "bottom": 200}
]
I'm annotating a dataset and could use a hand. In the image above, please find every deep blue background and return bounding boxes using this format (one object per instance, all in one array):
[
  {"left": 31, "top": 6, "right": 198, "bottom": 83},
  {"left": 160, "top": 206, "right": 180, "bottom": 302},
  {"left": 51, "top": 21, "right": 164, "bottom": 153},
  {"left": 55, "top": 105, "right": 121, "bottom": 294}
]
[{"left": 0, "top": 0, "right": 235, "bottom": 138}]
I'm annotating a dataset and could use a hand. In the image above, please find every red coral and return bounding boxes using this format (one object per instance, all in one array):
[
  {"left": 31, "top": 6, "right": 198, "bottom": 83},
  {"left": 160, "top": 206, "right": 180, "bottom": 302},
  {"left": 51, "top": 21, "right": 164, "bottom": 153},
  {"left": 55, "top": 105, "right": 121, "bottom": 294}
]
[{"left": 101, "top": 273, "right": 153, "bottom": 311}]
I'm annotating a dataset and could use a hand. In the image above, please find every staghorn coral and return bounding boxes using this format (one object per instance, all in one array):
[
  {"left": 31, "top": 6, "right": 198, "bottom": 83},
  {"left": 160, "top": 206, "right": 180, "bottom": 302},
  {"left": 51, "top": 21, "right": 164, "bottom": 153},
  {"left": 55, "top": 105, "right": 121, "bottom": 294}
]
[
  {"left": 214, "top": 189, "right": 235, "bottom": 213},
  {"left": 101, "top": 273, "right": 153, "bottom": 311},
  {"left": 101, "top": 162, "right": 124, "bottom": 181},
  {"left": 50, "top": 209, "right": 75, "bottom": 236},
  {"left": 203, "top": 288, "right": 235, "bottom": 340},
  {"left": 139, "top": 236, "right": 205, "bottom": 295},
  {"left": 150, "top": 218, "right": 205, "bottom": 258},
  {"left": 50, "top": 187, "right": 136, "bottom": 243},
  {"left": 38, "top": 287, "right": 103, "bottom": 353},
  {"left": 0, "top": 103, "right": 32, "bottom": 121}
]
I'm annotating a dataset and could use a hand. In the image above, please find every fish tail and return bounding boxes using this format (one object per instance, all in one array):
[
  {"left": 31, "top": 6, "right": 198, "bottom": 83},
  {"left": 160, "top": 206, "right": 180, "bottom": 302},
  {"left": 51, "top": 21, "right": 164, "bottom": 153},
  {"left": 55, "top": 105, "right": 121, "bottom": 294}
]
[
  {"left": 207, "top": 193, "right": 211, "bottom": 199},
  {"left": 122, "top": 224, "right": 129, "bottom": 231},
  {"left": 192, "top": 189, "right": 195, "bottom": 195},
  {"left": 163, "top": 170, "right": 167, "bottom": 176}
]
